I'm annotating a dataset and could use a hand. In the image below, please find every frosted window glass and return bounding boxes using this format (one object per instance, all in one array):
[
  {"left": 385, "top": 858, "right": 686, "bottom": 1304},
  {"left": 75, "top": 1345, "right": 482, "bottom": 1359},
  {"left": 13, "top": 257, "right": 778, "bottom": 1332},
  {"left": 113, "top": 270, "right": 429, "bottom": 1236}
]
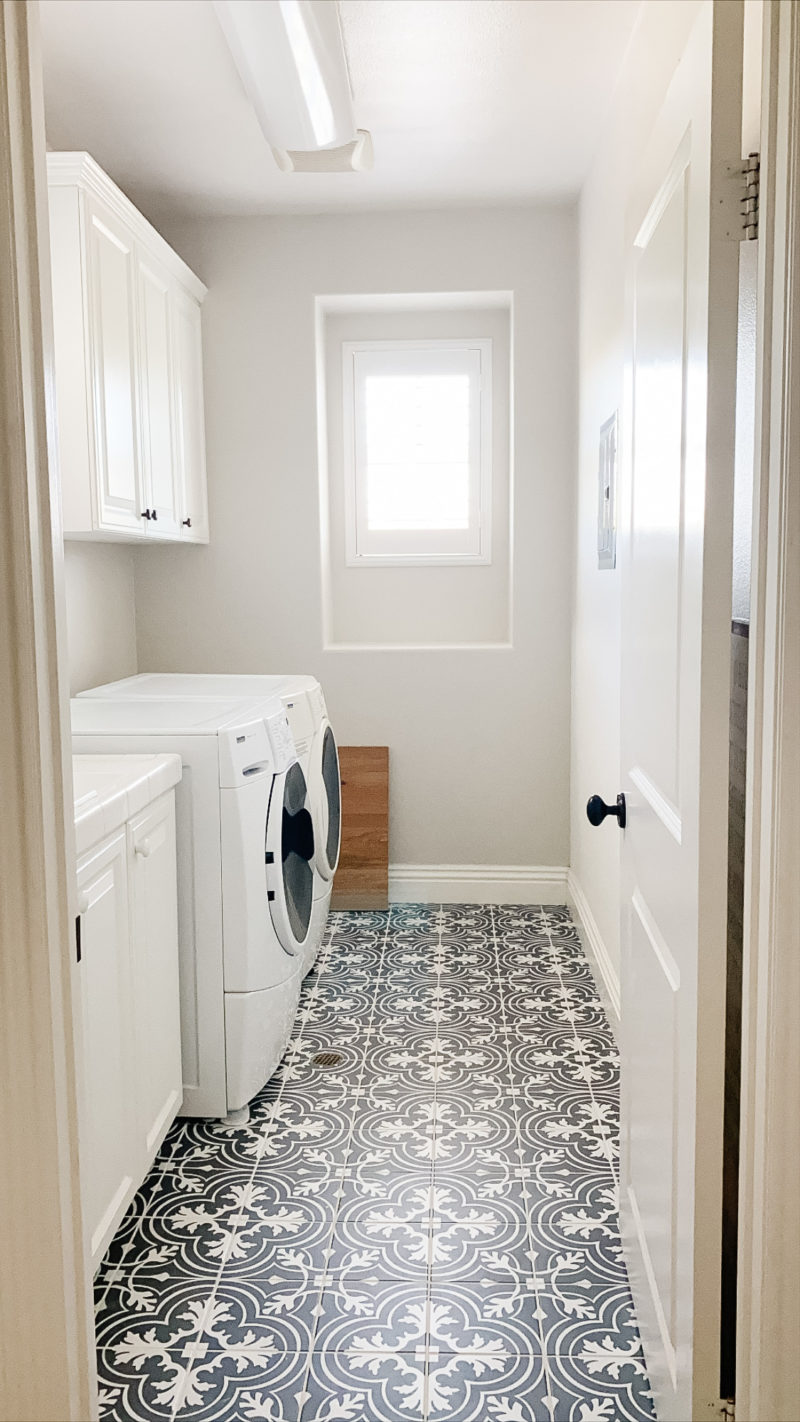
[{"left": 364, "top": 374, "right": 471, "bottom": 530}]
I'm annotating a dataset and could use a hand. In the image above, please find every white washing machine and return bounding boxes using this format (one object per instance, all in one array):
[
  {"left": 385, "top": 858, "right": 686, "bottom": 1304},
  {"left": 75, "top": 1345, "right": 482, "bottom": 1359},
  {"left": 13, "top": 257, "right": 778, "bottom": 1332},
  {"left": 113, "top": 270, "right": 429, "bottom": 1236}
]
[
  {"left": 71, "top": 696, "right": 315, "bottom": 1117},
  {"left": 79, "top": 674, "right": 341, "bottom": 975}
]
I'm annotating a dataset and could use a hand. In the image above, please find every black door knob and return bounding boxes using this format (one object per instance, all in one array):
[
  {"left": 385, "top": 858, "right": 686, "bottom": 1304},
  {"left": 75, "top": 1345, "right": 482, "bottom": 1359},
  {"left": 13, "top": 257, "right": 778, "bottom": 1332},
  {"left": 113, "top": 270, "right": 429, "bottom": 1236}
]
[{"left": 586, "top": 793, "right": 627, "bottom": 829}]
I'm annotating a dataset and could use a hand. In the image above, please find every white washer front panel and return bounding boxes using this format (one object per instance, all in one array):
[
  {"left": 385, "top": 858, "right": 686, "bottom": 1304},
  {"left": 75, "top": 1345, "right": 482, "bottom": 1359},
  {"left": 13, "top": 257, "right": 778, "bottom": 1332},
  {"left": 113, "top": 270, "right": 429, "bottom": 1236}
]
[
  {"left": 305, "top": 882, "right": 333, "bottom": 975},
  {"left": 220, "top": 773, "right": 302, "bottom": 993},
  {"left": 224, "top": 969, "right": 302, "bottom": 1112}
]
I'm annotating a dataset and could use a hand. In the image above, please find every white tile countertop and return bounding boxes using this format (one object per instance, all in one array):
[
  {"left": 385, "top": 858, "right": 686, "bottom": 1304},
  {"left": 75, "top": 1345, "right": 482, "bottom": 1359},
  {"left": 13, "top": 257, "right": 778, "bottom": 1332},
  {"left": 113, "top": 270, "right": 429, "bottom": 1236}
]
[{"left": 73, "top": 753, "right": 182, "bottom": 857}]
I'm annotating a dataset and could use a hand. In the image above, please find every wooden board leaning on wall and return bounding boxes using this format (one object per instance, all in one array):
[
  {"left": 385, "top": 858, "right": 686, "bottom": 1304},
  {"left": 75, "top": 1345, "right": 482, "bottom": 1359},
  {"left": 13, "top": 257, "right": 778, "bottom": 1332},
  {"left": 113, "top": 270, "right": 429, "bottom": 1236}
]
[{"left": 331, "top": 746, "right": 389, "bottom": 911}]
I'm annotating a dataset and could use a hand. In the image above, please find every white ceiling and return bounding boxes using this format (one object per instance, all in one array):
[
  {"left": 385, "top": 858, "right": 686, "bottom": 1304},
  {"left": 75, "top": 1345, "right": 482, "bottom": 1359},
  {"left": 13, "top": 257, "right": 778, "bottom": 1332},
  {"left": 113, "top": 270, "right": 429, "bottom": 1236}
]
[{"left": 40, "top": 0, "right": 641, "bottom": 221}]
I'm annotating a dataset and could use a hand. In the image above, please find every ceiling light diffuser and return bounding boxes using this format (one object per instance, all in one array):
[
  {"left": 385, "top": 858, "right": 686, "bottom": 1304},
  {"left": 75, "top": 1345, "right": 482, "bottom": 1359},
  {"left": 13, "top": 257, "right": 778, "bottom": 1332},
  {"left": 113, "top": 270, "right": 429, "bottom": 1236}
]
[{"left": 214, "top": 0, "right": 356, "bottom": 155}]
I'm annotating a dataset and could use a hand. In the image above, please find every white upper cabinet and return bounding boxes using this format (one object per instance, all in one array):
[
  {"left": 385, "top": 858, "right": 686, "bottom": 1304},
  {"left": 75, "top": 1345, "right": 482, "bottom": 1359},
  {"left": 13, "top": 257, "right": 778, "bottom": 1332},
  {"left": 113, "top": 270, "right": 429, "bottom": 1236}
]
[
  {"left": 171, "top": 287, "right": 210, "bottom": 542},
  {"left": 137, "top": 252, "right": 181, "bottom": 537},
  {"left": 86, "top": 201, "right": 142, "bottom": 532},
  {"left": 48, "top": 153, "right": 209, "bottom": 543}
]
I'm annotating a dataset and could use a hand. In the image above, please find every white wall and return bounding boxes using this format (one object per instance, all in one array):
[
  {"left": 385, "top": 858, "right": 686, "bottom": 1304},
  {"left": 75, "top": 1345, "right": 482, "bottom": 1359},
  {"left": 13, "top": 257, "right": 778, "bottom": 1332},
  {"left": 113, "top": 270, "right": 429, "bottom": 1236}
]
[
  {"left": 570, "top": 1, "right": 702, "bottom": 976},
  {"left": 62, "top": 542, "right": 137, "bottom": 694},
  {"left": 133, "top": 207, "right": 576, "bottom": 871}
]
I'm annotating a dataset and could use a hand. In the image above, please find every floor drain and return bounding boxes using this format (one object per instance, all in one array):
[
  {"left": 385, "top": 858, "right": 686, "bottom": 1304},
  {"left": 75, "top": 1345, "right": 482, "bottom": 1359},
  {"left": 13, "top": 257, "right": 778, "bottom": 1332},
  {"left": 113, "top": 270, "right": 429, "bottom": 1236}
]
[{"left": 312, "top": 1051, "right": 344, "bottom": 1068}]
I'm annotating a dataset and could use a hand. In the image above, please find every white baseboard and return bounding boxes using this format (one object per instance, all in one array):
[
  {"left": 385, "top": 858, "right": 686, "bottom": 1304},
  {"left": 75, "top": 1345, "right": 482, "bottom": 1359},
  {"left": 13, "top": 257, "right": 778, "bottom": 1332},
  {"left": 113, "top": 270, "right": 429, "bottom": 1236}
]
[
  {"left": 388, "top": 864, "right": 569, "bottom": 906},
  {"left": 567, "top": 869, "right": 621, "bottom": 1026}
]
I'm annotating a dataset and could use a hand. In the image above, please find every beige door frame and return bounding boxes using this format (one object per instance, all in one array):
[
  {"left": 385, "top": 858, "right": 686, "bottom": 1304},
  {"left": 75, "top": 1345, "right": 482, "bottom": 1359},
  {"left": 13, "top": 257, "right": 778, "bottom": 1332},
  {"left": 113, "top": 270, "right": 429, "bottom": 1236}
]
[
  {"left": 0, "top": 1, "right": 96, "bottom": 1417},
  {"left": 736, "top": 3, "right": 800, "bottom": 1418}
]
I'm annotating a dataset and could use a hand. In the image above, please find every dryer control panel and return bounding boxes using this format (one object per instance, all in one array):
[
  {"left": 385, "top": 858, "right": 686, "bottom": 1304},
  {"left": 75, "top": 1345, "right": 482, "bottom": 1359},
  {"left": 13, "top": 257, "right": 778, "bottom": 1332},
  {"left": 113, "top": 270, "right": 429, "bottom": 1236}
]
[
  {"left": 218, "top": 719, "right": 274, "bottom": 787},
  {"left": 281, "top": 691, "right": 314, "bottom": 758},
  {"left": 264, "top": 709, "right": 297, "bottom": 773},
  {"left": 308, "top": 685, "right": 327, "bottom": 725}
]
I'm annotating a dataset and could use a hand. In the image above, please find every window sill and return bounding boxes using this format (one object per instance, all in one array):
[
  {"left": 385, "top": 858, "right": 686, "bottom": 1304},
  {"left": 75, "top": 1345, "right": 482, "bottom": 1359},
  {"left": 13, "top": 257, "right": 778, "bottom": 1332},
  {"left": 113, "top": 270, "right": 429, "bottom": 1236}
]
[{"left": 344, "top": 552, "right": 493, "bottom": 569}]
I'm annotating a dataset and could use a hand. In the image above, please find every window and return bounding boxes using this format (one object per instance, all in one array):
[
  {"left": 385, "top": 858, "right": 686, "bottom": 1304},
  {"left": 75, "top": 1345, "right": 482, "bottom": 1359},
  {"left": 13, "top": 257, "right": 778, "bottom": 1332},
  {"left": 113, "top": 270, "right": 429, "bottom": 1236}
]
[{"left": 342, "top": 338, "right": 492, "bottom": 564}]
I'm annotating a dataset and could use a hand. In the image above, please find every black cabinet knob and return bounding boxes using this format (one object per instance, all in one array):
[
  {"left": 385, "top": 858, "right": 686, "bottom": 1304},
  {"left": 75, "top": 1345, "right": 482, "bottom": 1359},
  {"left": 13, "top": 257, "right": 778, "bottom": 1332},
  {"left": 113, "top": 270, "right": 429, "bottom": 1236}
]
[
  {"left": 140, "top": 509, "right": 151, "bottom": 519},
  {"left": 151, "top": 508, "right": 158, "bottom": 521},
  {"left": 586, "top": 793, "right": 627, "bottom": 829},
  {"left": 182, "top": 517, "right": 192, "bottom": 528}
]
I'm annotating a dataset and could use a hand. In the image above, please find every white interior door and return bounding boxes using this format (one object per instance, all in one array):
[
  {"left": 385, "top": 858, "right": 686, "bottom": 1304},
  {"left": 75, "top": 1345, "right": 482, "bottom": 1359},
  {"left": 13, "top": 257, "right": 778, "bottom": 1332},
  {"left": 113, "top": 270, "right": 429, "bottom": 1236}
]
[{"left": 618, "top": 4, "right": 742, "bottom": 1418}]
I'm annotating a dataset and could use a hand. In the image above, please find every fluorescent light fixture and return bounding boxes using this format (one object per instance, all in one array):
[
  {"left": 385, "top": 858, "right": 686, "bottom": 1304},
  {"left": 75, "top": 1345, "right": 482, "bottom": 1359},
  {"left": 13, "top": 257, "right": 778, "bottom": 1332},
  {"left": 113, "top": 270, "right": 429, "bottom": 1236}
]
[{"left": 215, "top": 0, "right": 357, "bottom": 155}]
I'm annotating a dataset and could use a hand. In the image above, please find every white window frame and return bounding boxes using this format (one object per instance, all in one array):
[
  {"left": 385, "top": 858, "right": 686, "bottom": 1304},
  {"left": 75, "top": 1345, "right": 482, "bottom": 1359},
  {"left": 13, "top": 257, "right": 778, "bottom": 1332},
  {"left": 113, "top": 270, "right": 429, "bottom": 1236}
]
[{"left": 342, "top": 337, "right": 492, "bottom": 566}]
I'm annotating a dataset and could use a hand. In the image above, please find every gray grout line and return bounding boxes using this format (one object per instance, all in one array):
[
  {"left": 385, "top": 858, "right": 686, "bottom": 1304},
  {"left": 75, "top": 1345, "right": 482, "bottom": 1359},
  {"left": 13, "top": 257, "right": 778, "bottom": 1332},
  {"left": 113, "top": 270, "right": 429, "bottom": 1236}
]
[
  {"left": 293, "top": 904, "right": 395, "bottom": 1421},
  {"left": 423, "top": 900, "right": 446, "bottom": 1420},
  {"left": 489, "top": 903, "right": 555, "bottom": 1417},
  {"left": 543, "top": 908, "right": 620, "bottom": 1190},
  {"left": 172, "top": 915, "right": 345, "bottom": 1422},
  {"left": 535, "top": 904, "right": 621, "bottom": 1418}
]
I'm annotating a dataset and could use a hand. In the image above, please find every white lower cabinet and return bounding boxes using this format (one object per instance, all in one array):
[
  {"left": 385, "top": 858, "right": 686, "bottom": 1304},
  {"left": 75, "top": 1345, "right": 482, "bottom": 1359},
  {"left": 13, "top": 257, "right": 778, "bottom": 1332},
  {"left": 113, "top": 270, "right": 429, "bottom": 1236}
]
[
  {"left": 76, "top": 830, "right": 138, "bottom": 1269},
  {"left": 77, "top": 788, "right": 182, "bottom": 1271},
  {"left": 129, "top": 796, "right": 183, "bottom": 1159}
]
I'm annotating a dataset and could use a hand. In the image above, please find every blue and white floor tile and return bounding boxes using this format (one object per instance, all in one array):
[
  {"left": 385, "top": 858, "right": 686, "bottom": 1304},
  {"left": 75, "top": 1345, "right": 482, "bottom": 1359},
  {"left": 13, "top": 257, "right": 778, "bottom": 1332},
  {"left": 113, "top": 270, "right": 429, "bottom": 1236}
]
[{"left": 97, "top": 904, "right": 656, "bottom": 1421}]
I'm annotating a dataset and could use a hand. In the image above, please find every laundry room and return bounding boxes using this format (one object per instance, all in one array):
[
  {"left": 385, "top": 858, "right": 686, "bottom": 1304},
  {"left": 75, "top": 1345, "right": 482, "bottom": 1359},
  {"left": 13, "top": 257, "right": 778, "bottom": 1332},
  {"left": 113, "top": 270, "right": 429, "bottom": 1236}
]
[{"left": 3, "top": 2, "right": 788, "bottom": 1422}]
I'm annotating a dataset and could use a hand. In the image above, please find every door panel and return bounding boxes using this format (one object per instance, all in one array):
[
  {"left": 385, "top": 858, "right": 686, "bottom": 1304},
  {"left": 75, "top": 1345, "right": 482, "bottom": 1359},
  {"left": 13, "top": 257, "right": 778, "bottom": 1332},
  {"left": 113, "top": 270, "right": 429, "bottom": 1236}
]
[
  {"left": 138, "top": 254, "right": 181, "bottom": 536},
  {"left": 629, "top": 169, "right": 687, "bottom": 813},
  {"left": 77, "top": 831, "right": 136, "bottom": 1269},
  {"left": 172, "top": 288, "right": 209, "bottom": 541},
  {"left": 627, "top": 889, "right": 680, "bottom": 1381},
  {"left": 619, "top": 4, "right": 742, "bottom": 1417},
  {"left": 87, "top": 202, "right": 143, "bottom": 531},
  {"left": 129, "top": 795, "right": 182, "bottom": 1161}
]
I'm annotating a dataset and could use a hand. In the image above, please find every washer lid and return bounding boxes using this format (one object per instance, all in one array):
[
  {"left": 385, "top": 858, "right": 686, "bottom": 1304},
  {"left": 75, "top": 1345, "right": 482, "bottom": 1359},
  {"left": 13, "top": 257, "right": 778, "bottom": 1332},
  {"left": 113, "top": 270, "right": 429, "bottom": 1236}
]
[
  {"left": 78, "top": 672, "right": 296, "bottom": 700},
  {"left": 266, "top": 761, "right": 314, "bottom": 950},
  {"left": 70, "top": 695, "right": 264, "bottom": 736}
]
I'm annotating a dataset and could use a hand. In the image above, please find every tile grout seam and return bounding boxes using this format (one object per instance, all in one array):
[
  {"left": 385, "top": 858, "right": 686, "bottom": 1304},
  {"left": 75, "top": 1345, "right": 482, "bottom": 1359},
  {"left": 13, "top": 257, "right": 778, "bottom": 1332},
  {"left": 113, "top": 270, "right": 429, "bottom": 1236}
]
[
  {"left": 173, "top": 913, "right": 342, "bottom": 1421},
  {"left": 490, "top": 903, "right": 557, "bottom": 1413}
]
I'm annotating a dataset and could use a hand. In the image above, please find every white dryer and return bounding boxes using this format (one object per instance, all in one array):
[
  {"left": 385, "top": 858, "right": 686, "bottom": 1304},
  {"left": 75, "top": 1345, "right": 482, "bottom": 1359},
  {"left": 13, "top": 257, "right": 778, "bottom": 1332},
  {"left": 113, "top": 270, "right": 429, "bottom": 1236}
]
[
  {"left": 71, "top": 696, "right": 315, "bottom": 1117},
  {"left": 79, "top": 673, "right": 342, "bottom": 975}
]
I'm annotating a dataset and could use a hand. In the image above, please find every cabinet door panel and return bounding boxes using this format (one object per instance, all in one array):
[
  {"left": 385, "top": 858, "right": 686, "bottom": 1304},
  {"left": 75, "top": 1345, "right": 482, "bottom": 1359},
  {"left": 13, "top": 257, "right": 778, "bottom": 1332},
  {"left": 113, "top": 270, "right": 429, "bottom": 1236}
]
[
  {"left": 77, "top": 832, "right": 137, "bottom": 1269},
  {"left": 87, "top": 203, "right": 143, "bottom": 532},
  {"left": 129, "top": 795, "right": 183, "bottom": 1159},
  {"left": 172, "top": 289, "right": 209, "bottom": 542},
  {"left": 138, "top": 255, "right": 181, "bottom": 536}
]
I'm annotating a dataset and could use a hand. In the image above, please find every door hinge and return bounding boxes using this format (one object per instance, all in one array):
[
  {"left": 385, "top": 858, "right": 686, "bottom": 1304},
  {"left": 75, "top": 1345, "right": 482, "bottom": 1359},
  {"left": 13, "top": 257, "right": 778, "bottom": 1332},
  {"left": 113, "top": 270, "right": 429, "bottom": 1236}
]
[
  {"left": 75, "top": 913, "right": 82, "bottom": 964},
  {"left": 718, "top": 154, "right": 760, "bottom": 242},
  {"left": 742, "top": 152, "right": 760, "bottom": 240}
]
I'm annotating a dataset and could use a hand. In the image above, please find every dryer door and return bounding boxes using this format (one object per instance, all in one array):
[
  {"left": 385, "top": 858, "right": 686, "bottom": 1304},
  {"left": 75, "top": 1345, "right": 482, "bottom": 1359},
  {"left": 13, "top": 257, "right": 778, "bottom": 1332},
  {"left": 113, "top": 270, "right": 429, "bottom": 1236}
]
[
  {"left": 314, "top": 719, "right": 341, "bottom": 881},
  {"left": 266, "top": 761, "right": 314, "bottom": 951}
]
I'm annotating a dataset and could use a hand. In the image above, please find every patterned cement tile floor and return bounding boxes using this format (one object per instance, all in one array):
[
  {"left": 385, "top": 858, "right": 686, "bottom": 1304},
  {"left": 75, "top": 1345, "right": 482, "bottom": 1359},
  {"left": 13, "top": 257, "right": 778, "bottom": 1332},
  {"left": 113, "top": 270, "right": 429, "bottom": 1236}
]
[{"left": 96, "top": 905, "right": 656, "bottom": 1422}]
